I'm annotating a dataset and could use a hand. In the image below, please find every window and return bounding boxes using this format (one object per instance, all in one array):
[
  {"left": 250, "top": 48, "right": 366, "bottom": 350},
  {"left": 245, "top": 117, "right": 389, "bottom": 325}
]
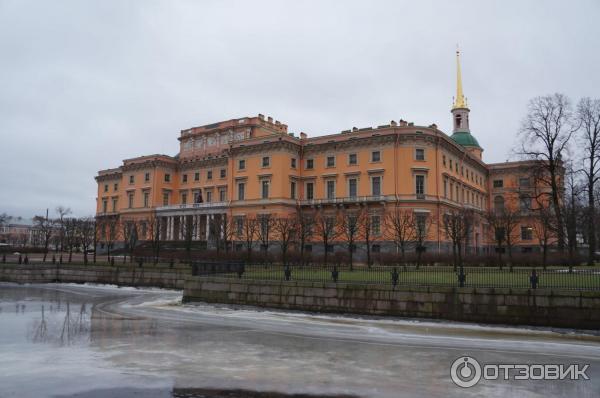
[
  {"left": 164, "top": 174, "right": 171, "bottom": 183},
  {"left": 207, "top": 170, "right": 212, "bottom": 180},
  {"left": 102, "top": 199, "right": 107, "bottom": 213},
  {"left": 371, "top": 176, "right": 381, "bottom": 196},
  {"left": 415, "top": 175, "right": 425, "bottom": 196},
  {"left": 128, "top": 193, "right": 134, "bottom": 208},
  {"left": 181, "top": 192, "right": 187, "bottom": 204},
  {"left": 371, "top": 215, "right": 381, "bottom": 235},
  {"left": 348, "top": 153, "right": 357, "bottom": 165},
  {"left": 262, "top": 156, "right": 270, "bottom": 167},
  {"left": 449, "top": 159, "right": 453, "bottom": 170},
  {"left": 112, "top": 198, "right": 117, "bottom": 212},
  {"left": 220, "top": 169, "right": 226, "bottom": 179},
  {"left": 113, "top": 183, "right": 118, "bottom": 191},
  {"left": 348, "top": 178, "right": 357, "bottom": 198},
  {"left": 290, "top": 181, "right": 296, "bottom": 199},
  {"left": 238, "top": 159, "right": 246, "bottom": 170},
  {"left": 371, "top": 151, "right": 381, "bottom": 162},
  {"left": 494, "top": 195, "right": 505, "bottom": 213},
  {"left": 238, "top": 183, "right": 245, "bottom": 200},
  {"left": 261, "top": 180, "right": 269, "bottom": 199},
  {"left": 219, "top": 188, "right": 226, "bottom": 202},
  {"left": 206, "top": 190, "right": 212, "bottom": 203},
  {"left": 182, "top": 174, "right": 188, "bottom": 183},
  {"left": 145, "top": 172, "right": 150, "bottom": 182},
  {"left": 235, "top": 217, "right": 244, "bottom": 236},
  {"left": 162, "top": 192, "right": 169, "bottom": 206},
  {"left": 415, "top": 148, "right": 425, "bottom": 161},
  {"left": 143, "top": 192, "right": 149, "bottom": 207},
  {"left": 520, "top": 195, "right": 531, "bottom": 212},
  {"left": 443, "top": 155, "right": 446, "bottom": 167},
  {"left": 306, "top": 159, "right": 314, "bottom": 169},
  {"left": 493, "top": 179, "right": 503, "bottom": 188},
  {"left": 129, "top": 175, "right": 135, "bottom": 184},
  {"left": 444, "top": 179, "right": 448, "bottom": 198},
  {"left": 519, "top": 177, "right": 530, "bottom": 187},
  {"left": 194, "top": 172, "right": 200, "bottom": 181},
  {"left": 291, "top": 158, "right": 297, "bottom": 168},
  {"left": 521, "top": 226, "right": 533, "bottom": 240},
  {"left": 326, "top": 180, "right": 336, "bottom": 199},
  {"left": 326, "top": 156, "right": 335, "bottom": 167},
  {"left": 306, "top": 182, "right": 314, "bottom": 200},
  {"left": 104, "top": 184, "right": 108, "bottom": 192}
]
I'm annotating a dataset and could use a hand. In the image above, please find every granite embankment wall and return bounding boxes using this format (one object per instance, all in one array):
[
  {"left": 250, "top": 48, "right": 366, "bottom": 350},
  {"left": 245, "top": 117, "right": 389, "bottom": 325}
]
[
  {"left": 183, "top": 277, "right": 600, "bottom": 329},
  {"left": 0, "top": 264, "right": 190, "bottom": 289}
]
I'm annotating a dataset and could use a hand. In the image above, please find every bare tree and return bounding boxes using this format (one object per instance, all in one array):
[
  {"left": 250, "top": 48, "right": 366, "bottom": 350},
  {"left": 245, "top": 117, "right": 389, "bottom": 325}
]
[
  {"left": 98, "top": 216, "right": 120, "bottom": 260},
  {"left": 517, "top": 93, "right": 576, "bottom": 251},
  {"left": 241, "top": 215, "right": 258, "bottom": 261},
  {"left": 272, "top": 216, "right": 297, "bottom": 265},
  {"left": 357, "top": 207, "right": 379, "bottom": 268},
  {"left": 412, "top": 212, "right": 433, "bottom": 267},
  {"left": 501, "top": 207, "right": 521, "bottom": 265},
  {"left": 338, "top": 208, "right": 360, "bottom": 270},
  {"left": 294, "top": 207, "right": 314, "bottom": 263},
  {"left": 122, "top": 219, "right": 140, "bottom": 262},
  {"left": 256, "top": 214, "right": 274, "bottom": 257},
  {"left": 314, "top": 209, "right": 339, "bottom": 266},
  {"left": 33, "top": 214, "right": 54, "bottom": 262},
  {"left": 77, "top": 217, "right": 95, "bottom": 265},
  {"left": 531, "top": 205, "right": 554, "bottom": 268},
  {"left": 443, "top": 208, "right": 474, "bottom": 269},
  {"left": 146, "top": 213, "right": 162, "bottom": 262},
  {"left": 384, "top": 206, "right": 415, "bottom": 260},
  {"left": 64, "top": 218, "right": 78, "bottom": 263},
  {"left": 55, "top": 206, "right": 72, "bottom": 252},
  {"left": 576, "top": 97, "right": 600, "bottom": 265},
  {"left": 564, "top": 165, "right": 583, "bottom": 263}
]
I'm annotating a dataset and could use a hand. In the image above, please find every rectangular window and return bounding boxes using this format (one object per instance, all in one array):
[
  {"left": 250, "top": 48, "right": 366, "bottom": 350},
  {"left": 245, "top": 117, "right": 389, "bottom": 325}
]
[
  {"left": 145, "top": 172, "right": 150, "bottom": 182},
  {"left": 262, "top": 156, "right": 270, "bottom": 167},
  {"left": 290, "top": 181, "right": 296, "bottom": 199},
  {"left": 206, "top": 190, "right": 212, "bottom": 203},
  {"left": 519, "top": 177, "right": 530, "bottom": 187},
  {"left": 520, "top": 196, "right": 531, "bottom": 211},
  {"left": 306, "top": 159, "right": 314, "bottom": 169},
  {"left": 181, "top": 192, "right": 187, "bottom": 204},
  {"left": 129, "top": 175, "right": 134, "bottom": 184},
  {"left": 238, "top": 159, "right": 246, "bottom": 170},
  {"left": 521, "top": 226, "right": 533, "bottom": 240},
  {"left": 371, "top": 215, "right": 381, "bottom": 235},
  {"left": 162, "top": 193, "right": 169, "bottom": 206},
  {"left": 182, "top": 174, "right": 188, "bottom": 183},
  {"left": 348, "top": 178, "right": 357, "bottom": 198},
  {"left": 143, "top": 192, "right": 149, "bottom": 207},
  {"left": 291, "top": 158, "right": 297, "bottom": 168},
  {"left": 326, "top": 180, "right": 335, "bottom": 199},
  {"left": 371, "top": 176, "right": 381, "bottom": 196},
  {"left": 449, "top": 159, "right": 453, "bottom": 170},
  {"left": 128, "top": 193, "right": 134, "bottom": 208},
  {"left": 220, "top": 169, "right": 226, "bottom": 179},
  {"left": 104, "top": 184, "right": 108, "bottom": 192},
  {"left": 371, "top": 151, "right": 381, "bottom": 162},
  {"left": 443, "top": 155, "right": 446, "bottom": 167},
  {"left": 102, "top": 199, "right": 107, "bottom": 213},
  {"left": 444, "top": 179, "right": 448, "bottom": 198},
  {"left": 112, "top": 198, "right": 117, "bottom": 212},
  {"left": 306, "top": 182, "right": 314, "bottom": 200},
  {"left": 219, "top": 188, "right": 226, "bottom": 202},
  {"left": 164, "top": 174, "right": 171, "bottom": 183},
  {"left": 326, "top": 156, "right": 335, "bottom": 167},
  {"left": 348, "top": 153, "right": 357, "bottom": 165},
  {"left": 415, "top": 148, "right": 425, "bottom": 161},
  {"left": 194, "top": 172, "right": 200, "bottom": 181},
  {"left": 493, "top": 179, "right": 503, "bottom": 188},
  {"left": 238, "top": 183, "right": 245, "bottom": 200},
  {"left": 261, "top": 180, "right": 269, "bottom": 199},
  {"left": 235, "top": 217, "right": 244, "bottom": 236},
  {"left": 113, "top": 183, "right": 118, "bottom": 191},
  {"left": 207, "top": 170, "right": 212, "bottom": 180},
  {"left": 415, "top": 175, "right": 425, "bottom": 196}
]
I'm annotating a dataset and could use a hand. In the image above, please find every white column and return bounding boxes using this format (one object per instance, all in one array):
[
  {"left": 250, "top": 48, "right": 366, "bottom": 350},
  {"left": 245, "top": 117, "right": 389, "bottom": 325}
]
[
  {"left": 169, "top": 217, "right": 174, "bottom": 240},
  {"left": 206, "top": 214, "right": 211, "bottom": 241}
]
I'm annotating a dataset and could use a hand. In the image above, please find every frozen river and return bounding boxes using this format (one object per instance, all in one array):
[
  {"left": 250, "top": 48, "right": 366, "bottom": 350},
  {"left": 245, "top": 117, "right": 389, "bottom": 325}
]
[{"left": 0, "top": 283, "right": 599, "bottom": 398}]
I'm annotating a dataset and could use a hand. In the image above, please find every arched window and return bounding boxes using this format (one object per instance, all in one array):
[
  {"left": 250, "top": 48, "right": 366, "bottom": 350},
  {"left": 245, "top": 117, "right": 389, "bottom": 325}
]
[
  {"left": 494, "top": 195, "right": 505, "bottom": 213},
  {"left": 455, "top": 114, "right": 462, "bottom": 129}
]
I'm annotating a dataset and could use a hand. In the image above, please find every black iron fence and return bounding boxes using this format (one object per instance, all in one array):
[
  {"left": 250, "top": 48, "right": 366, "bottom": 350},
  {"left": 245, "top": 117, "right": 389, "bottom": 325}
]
[{"left": 199, "top": 263, "right": 600, "bottom": 291}]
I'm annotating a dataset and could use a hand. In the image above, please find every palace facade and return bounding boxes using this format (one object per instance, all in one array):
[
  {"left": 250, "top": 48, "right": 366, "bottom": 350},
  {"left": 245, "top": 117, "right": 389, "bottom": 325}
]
[{"left": 95, "top": 52, "right": 551, "bottom": 255}]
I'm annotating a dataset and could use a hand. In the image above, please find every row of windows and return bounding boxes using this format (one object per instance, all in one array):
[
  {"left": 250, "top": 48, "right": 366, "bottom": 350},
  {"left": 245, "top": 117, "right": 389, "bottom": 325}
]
[
  {"left": 233, "top": 215, "right": 383, "bottom": 237},
  {"left": 443, "top": 179, "right": 485, "bottom": 208},
  {"left": 182, "top": 168, "right": 226, "bottom": 183},
  {"left": 492, "top": 177, "right": 530, "bottom": 189},
  {"left": 442, "top": 155, "right": 484, "bottom": 187}
]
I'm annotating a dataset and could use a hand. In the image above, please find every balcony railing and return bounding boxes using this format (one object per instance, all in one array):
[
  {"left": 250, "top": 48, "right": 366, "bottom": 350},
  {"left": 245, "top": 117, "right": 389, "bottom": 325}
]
[{"left": 156, "top": 201, "right": 227, "bottom": 211}]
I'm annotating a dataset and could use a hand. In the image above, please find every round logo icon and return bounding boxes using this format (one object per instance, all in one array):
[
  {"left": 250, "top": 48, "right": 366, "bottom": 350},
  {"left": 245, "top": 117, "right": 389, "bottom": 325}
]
[{"left": 450, "top": 356, "right": 482, "bottom": 388}]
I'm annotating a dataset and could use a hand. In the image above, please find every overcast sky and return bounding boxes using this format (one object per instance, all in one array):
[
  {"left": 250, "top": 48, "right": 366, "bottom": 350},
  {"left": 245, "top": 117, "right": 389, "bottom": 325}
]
[{"left": 1, "top": 0, "right": 599, "bottom": 219}]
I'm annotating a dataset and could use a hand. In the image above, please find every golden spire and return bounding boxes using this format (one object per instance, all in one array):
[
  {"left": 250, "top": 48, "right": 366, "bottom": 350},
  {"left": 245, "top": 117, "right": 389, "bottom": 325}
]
[{"left": 453, "top": 48, "right": 467, "bottom": 109}]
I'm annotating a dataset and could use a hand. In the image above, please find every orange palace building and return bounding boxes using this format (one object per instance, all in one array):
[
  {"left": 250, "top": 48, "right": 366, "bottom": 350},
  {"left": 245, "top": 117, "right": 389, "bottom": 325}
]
[{"left": 96, "top": 52, "right": 548, "bottom": 255}]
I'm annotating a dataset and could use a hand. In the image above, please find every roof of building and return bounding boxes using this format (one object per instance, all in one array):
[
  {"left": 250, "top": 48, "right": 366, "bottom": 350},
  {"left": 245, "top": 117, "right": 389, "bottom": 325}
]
[{"left": 451, "top": 131, "right": 481, "bottom": 148}]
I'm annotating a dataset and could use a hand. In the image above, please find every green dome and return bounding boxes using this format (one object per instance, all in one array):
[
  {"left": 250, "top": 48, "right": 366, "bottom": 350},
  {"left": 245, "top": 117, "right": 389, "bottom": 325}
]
[{"left": 451, "top": 131, "right": 481, "bottom": 148}]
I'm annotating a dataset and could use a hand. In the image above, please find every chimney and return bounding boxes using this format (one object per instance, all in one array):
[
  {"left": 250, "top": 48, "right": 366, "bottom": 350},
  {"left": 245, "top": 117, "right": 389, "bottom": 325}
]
[
  {"left": 267, "top": 116, "right": 273, "bottom": 123},
  {"left": 300, "top": 132, "right": 307, "bottom": 140},
  {"left": 390, "top": 120, "right": 397, "bottom": 127},
  {"left": 275, "top": 120, "right": 280, "bottom": 125},
  {"left": 258, "top": 114, "right": 265, "bottom": 120},
  {"left": 352, "top": 127, "right": 358, "bottom": 132},
  {"left": 399, "top": 120, "right": 408, "bottom": 127},
  {"left": 430, "top": 123, "right": 438, "bottom": 129}
]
